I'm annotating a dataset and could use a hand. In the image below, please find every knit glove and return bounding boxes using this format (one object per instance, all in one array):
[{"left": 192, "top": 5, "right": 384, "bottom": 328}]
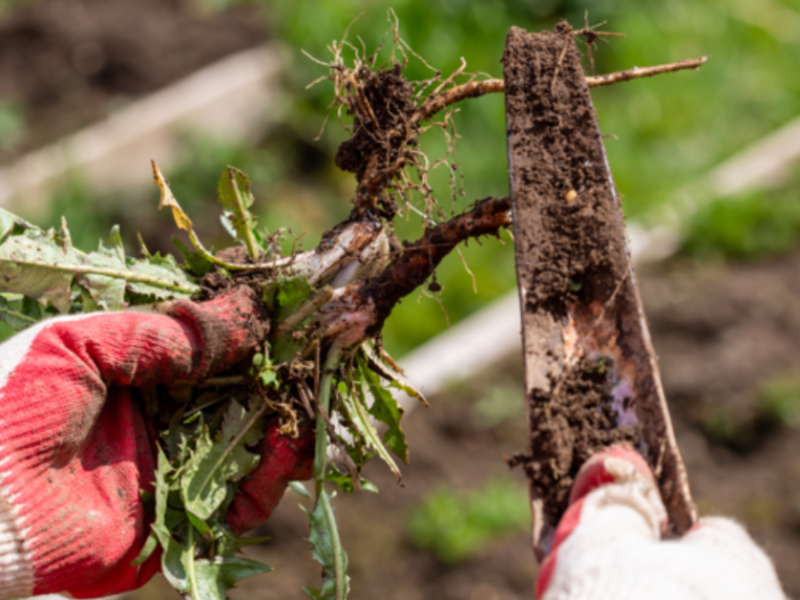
[
  {"left": 537, "top": 444, "right": 786, "bottom": 600},
  {"left": 0, "top": 287, "right": 314, "bottom": 599}
]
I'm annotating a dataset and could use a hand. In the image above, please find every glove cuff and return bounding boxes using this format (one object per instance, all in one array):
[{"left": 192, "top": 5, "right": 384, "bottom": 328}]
[{"left": 0, "top": 488, "right": 33, "bottom": 599}]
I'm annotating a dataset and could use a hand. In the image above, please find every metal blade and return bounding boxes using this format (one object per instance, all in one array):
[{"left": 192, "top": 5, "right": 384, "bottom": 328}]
[{"left": 503, "top": 23, "right": 695, "bottom": 559}]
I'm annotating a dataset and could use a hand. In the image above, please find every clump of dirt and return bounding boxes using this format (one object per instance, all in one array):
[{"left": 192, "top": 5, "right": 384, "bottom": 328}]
[
  {"left": 332, "top": 62, "right": 418, "bottom": 211},
  {"left": 522, "top": 356, "right": 638, "bottom": 522},
  {"left": 335, "top": 64, "right": 415, "bottom": 178}
]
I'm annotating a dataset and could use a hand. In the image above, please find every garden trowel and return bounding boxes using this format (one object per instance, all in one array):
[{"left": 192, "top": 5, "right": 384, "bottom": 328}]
[{"left": 502, "top": 24, "right": 696, "bottom": 559}]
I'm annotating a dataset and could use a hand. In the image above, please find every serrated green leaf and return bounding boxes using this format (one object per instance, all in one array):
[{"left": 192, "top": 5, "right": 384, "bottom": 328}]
[
  {"left": 268, "top": 274, "right": 314, "bottom": 362},
  {"left": 79, "top": 226, "right": 127, "bottom": 311},
  {"left": 251, "top": 352, "right": 279, "bottom": 389},
  {"left": 193, "top": 556, "right": 272, "bottom": 600},
  {"left": 340, "top": 376, "right": 401, "bottom": 481},
  {"left": 159, "top": 528, "right": 191, "bottom": 593},
  {"left": 134, "top": 445, "right": 175, "bottom": 567},
  {"left": 131, "top": 532, "right": 159, "bottom": 567},
  {"left": 173, "top": 236, "right": 215, "bottom": 277},
  {"left": 303, "top": 491, "right": 349, "bottom": 600},
  {"left": 187, "top": 511, "right": 213, "bottom": 539},
  {"left": 325, "top": 464, "right": 378, "bottom": 494},
  {"left": 217, "top": 167, "right": 260, "bottom": 259},
  {"left": 289, "top": 480, "right": 312, "bottom": 498},
  {"left": 361, "top": 343, "right": 428, "bottom": 407},
  {"left": 0, "top": 295, "right": 40, "bottom": 331},
  {"left": 0, "top": 208, "right": 22, "bottom": 243},
  {"left": 0, "top": 208, "right": 199, "bottom": 316},
  {"left": 274, "top": 275, "right": 313, "bottom": 322},
  {"left": 359, "top": 357, "right": 409, "bottom": 464},
  {"left": 181, "top": 401, "right": 264, "bottom": 520},
  {"left": 126, "top": 252, "right": 198, "bottom": 300},
  {"left": 0, "top": 227, "right": 82, "bottom": 313}
]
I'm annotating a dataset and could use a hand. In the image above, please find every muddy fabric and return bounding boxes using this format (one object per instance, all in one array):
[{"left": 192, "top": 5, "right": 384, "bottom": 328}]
[{"left": 0, "top": 287, "right": 312, "bottom": 598}]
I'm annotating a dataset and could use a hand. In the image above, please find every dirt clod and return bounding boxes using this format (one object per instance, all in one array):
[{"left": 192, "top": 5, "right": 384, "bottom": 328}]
[{"left": 334, "top": 64, "right": 415, "bottom": 185}]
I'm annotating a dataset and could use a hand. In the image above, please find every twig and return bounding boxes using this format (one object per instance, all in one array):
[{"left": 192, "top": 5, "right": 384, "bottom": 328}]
[
  {"left": 412, "top": 79, "right": 504, "bottom": 124},
  {"left": 360, "top": 196, "right": 511, "bottom": 333},
  {"left": 584, "top": 56, "right": 708, "bottom": 87},
  {"left": 550, "top": 41, "right": 571, "bottom": 93},
  {"left": 410, "top": 57, "right": 708, "bottom": 123}
]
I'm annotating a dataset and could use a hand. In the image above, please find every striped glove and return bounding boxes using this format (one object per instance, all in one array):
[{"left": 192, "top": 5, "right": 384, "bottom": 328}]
[
  {"left": 0, "top": 287, "right": 314, "bottom": 599},
  {"left": 537, "top": 444, "right": 786, "bottom": 600}
]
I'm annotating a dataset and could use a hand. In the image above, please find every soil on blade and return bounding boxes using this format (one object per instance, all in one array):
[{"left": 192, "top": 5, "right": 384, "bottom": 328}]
[
  {"left": 520, "top": 357, "right": 638, "bottom": 522},
  {"left": 503, "top": 23, "right": 651, "bottom": 527}
]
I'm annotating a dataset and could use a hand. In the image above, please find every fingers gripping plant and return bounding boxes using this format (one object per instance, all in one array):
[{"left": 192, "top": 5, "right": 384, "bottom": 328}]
[{"left": 0, "top": 13, "right": 705, "bottom": 600}]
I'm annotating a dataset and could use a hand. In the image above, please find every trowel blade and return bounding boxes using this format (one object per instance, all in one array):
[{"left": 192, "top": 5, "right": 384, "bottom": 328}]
[{"left": 503, "top": 24, "right": 695, "bottom": 559}]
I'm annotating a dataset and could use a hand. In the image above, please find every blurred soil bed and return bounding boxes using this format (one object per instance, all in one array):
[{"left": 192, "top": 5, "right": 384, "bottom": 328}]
[
  {"left": 124, "top": 246, "right": 800, "bottom": 600},
  {"left": 0, "top": 0, "right": 267, "bottom": 163}
]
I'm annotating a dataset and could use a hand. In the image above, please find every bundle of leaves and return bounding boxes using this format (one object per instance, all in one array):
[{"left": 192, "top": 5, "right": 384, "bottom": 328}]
[
  {"left": 0, "top": 163, "right": 439, "bottom": 599},
  {"left": 0, "top": 13, "right": 517, "bottom": 600}
]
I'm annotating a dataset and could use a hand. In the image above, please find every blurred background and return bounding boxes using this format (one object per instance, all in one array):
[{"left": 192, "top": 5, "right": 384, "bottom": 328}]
[{"left": 2, "top": 0, "right": 800, "bottom": 598}]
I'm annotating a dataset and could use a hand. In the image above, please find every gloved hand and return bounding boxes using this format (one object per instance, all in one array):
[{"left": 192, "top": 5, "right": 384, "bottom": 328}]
[
  {"left": 536, "top": 444, "right": 786, "bottom": 600},
  {"left": 0, "top": 287, "right": 314, "bottom": 600}
]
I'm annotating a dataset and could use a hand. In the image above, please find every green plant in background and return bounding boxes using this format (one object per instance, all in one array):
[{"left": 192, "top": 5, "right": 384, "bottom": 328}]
[
  {"left": 759, "top": 371, "right": 800, "bottom": 427},
  {"left": 0, "top": 99, "right": 23, "bottom": 156},
  {"left": 407, "top": 478, "right": 530, "bottom": 564},
  {"left": 470, "top": 378, "right": 525, "bottom": 429},
  {"left": 681, "top": 170, "right": 800, "bottom": 260}
]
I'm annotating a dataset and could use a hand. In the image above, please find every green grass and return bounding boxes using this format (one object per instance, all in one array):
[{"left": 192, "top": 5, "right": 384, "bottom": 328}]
[
  {"left": 681, "top": 170, "right": 800, "bottom": 260},
  {"left": 759, "top": 371, "right": 800, "bottom": 427},
  {"left": 406, "top": 478, "right": 530, "bottom": 564}
]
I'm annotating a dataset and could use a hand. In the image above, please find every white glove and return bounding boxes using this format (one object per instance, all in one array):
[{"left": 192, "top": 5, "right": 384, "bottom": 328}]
[{"left": 537, "top": 445, "right": 786, "bottom": 600}]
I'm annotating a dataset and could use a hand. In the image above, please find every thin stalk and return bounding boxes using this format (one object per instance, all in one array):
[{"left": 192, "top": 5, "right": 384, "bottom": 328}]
[
  {"left": 227, "top": 168, "right": 261, "bottom": 260},
  {"left": 186, "top": 528, "right": 200, "bottom": 600},
  {"left": 0, "top": 258, "right": 199, "bottom": 294},
  {"left": 314, "top": 338, "right": 344, "bottom": 495},
  {"left": 0, "top": 305, "right": 37, "bottom": 324},
  {"left": 411, "top": 56, "right": 708, "bottom": 123},
  {"left": 274, "top": 286, "right": 335, "bottom": 336},
  {"left": 310, "top": 338, "right": 349, "bottom": 600},
  {"left": 320, "top": 490, "right": 348, "bottom": 600}
]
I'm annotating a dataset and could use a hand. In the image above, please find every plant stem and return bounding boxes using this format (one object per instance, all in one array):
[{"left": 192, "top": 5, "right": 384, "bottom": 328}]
[
  {"left": 320, "top": 489, "right": 348, "bottom": 600},
  {"left": 311, "top": 338, "right": 349, "bottom": 600},
  {"left": 1, "top": 258, "right": 199, "bottom": 294},
  {"left": 585, "top": 56, "right": 709, "bottom": 87},
  {"left": 0, "top": 305, "right": 37, "bottom": 324},
  {"left": 227, "top": 167, "right": 261, "bottom": 260},
  {"left": 411, "top": 56, "right": 708, "bottom": 123},
  {"left": 314, "top": 339, "right": 344, "bottom": 495},
  {"left": 275, "top": 286, "right": 335, "bottom": 336}
]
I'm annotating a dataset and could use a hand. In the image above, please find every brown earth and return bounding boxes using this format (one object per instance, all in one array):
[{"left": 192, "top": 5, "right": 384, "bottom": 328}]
[
  {"left": 0, "top": 0, "right": 267, "bottom": 163},
  {"left": 123, "top": 246, "right": 800, "bottom": 600}
]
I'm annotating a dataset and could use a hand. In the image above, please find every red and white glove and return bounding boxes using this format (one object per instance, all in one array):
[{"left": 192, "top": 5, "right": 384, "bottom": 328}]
[
  {"left": 0, "top": 287, "right": 314, "bottom": 599},
  {"left": 536, "top": 444, "right": 786, "bottom": 600}
]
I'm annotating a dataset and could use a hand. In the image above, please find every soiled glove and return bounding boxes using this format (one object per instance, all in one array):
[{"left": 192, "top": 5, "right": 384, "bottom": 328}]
[
  {"left": 0, "top": 287, "right": 314, "bottom": 599},
  {"left": 537, "top": 444, "right": 786, "bottom": 600}
]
